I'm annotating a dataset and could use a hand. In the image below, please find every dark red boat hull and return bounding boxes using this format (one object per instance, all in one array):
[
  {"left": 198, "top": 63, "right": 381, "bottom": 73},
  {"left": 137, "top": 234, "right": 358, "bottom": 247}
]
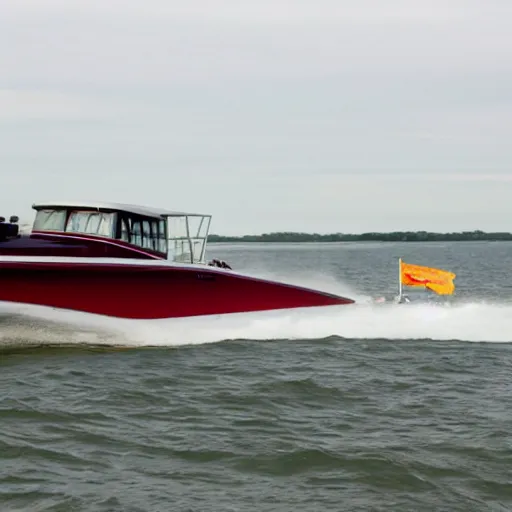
[{"left": 0, "top": 261, "right": 354, "bottom": 319}]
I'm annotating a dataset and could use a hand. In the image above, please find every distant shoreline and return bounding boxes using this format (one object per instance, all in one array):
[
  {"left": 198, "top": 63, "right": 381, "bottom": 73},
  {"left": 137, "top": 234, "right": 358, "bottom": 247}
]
[{"left": 208, "top": 231, "right": 512, "bottom": 243}]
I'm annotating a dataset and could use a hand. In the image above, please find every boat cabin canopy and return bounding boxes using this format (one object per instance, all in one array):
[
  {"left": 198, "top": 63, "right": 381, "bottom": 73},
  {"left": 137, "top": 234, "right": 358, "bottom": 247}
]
[{"left": 31, "top": 201, "right": 212, "bottom": 264}]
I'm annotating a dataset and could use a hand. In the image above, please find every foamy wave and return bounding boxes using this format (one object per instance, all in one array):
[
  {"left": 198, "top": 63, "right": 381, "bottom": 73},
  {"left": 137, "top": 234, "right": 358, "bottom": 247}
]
[{"left": 1, "top": 299, "right": 511, "bottom": 348}]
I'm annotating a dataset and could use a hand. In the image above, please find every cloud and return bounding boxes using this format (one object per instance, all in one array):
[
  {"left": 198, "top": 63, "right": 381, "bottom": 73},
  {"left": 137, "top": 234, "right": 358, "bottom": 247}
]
[
  {"left": 1, "top": 0, "right": 511, "bottom": 233},
  {"left": 0, "top": 89, "right": 109, "bottom": 120},
  {"left": 2, "top": 0, "right": 511, "bottom": 88},
  {"left": 3, "top": 0, "right": 483, "bottom": 23}
]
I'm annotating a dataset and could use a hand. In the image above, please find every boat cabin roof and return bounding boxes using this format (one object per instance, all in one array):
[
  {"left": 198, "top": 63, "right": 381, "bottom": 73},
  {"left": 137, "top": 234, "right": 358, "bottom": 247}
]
[{"left": 32, "top": 201, "right": 209, "bottom": 219}]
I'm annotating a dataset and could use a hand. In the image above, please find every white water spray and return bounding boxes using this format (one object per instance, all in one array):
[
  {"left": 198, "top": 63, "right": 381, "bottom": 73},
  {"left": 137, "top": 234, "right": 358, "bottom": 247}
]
[{"left": 1, "top": 296, "right": 512, "bottom": 348}]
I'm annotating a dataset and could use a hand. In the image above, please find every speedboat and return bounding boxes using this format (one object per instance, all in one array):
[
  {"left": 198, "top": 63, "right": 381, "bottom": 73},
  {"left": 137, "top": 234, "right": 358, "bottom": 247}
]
[{"left": 0, "top": 201, "right": 354, "bottom": 319}]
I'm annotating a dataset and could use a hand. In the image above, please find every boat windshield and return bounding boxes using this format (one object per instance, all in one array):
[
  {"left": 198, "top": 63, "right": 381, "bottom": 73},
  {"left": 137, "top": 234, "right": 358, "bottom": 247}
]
[
  {"left": 33, "top": 209, "right": 67, "bottom": 232},
  {"left": 33, "top": 208, "right": 116, "bottom": 238},
  {"left": 66, "top": 211, "right": 116, "bottom": 237},
  {"left": 166, "top": 214, "right": 211, "bottom": 264}
]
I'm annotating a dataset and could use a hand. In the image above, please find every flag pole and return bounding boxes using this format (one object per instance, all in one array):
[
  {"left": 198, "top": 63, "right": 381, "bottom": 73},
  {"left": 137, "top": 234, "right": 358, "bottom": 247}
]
[{"left": 398, "top": 257, "right": 403, "bottom": 301}]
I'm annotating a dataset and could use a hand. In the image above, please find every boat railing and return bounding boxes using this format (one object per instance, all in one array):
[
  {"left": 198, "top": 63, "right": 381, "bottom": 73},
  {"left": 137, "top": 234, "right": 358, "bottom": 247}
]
[{"left": 163, "top": 214, "right": 211, "bottom": 264}]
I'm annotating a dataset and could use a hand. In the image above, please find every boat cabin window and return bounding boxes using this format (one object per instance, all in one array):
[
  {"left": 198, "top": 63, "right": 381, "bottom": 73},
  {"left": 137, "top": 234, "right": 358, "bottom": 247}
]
[
  {"left": 120, "top": 218, "right": 130, "bottom": 242},
  {"left": 142, "top": 220, "right": 152, "bottom": 249},
  {"left": 118, "top": 215, "right": 166, "bottom": 254},
  {"left": 66, "top": 211, "right": 115, "bottom": 237},
  {"left": 158, "top": 220, "right": 166, "bottom": 252},
  {"left": 130, "top": 219, "right": 142, "bottom": 246},
  {"left": 33, "top": 209, "right": 67, "bottom": 232}
]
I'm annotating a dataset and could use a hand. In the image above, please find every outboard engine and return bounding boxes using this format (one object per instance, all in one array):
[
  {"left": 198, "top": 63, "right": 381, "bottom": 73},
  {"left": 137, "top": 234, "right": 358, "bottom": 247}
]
[{"left": 0, "top": 215, "right": 20, "bottom": 241}]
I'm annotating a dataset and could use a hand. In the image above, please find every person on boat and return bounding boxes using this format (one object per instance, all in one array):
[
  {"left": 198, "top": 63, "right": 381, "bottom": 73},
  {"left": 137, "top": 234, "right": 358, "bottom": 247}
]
[{"left": 208, "top": 259, "right": 233, "bottom": 270}]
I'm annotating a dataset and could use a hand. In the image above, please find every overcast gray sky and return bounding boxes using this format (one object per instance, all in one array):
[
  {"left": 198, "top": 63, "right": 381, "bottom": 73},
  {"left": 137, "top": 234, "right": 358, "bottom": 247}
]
[{"left": 1, "top": 0, "right": 511, "bottom": 234}]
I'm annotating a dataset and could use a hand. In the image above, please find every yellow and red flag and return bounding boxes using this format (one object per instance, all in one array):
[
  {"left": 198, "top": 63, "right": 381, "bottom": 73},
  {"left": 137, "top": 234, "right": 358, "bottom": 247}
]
[{"left": 400, "top": 260, "right": 456, "bottom": 295}]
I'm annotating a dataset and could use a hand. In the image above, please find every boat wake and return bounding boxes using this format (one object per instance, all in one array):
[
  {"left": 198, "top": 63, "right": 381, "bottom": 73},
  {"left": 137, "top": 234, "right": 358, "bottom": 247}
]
[{"left": 1, "top": 294, "right": 512, "bottom": 349}]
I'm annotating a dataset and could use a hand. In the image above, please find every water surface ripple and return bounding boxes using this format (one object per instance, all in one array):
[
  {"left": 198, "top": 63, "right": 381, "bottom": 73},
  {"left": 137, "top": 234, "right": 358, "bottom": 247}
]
[
  {"left": 1, "top": 340, "right": 512, "bottom": 511},
  {"left": 1, "top": 242, "right": 512, "bottom": 511}
]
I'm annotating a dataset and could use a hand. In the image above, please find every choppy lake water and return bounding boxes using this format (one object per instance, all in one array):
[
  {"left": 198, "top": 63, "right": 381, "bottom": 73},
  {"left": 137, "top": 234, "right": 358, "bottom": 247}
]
[{"left": 1, "top": 241, "right": 512, "bottom": 511}]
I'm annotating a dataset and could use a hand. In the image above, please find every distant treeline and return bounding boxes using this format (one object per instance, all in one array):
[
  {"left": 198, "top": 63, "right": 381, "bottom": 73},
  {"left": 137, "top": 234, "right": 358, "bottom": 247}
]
[{"left": 208, "top": 230, "right": 512, "bottom": 243}]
